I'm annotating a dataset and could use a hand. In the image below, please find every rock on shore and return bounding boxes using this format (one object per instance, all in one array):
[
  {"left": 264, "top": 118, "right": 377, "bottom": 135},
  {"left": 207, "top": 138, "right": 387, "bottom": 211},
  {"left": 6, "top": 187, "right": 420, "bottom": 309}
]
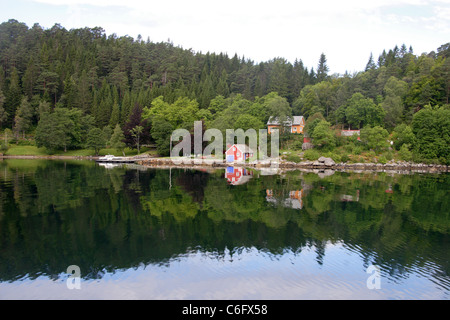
[{"left": 136, "top": 156, "right": 448, "bottom": 173}]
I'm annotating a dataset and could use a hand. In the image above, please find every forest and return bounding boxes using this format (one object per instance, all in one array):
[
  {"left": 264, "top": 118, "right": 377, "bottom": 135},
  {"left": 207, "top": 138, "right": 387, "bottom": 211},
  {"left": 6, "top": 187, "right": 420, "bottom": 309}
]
[{"left": 0, "top": 19, "right": 449, "bottom": 163}]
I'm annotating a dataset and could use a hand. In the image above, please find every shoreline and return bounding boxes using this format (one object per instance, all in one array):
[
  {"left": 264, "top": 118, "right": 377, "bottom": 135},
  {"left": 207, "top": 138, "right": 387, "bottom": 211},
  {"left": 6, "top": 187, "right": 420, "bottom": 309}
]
[
  {"left": 1, "top": 154, "right": 448, "bottom": 173},
  {"left": 0, "top": 155, "right": 100, "bottom": 160},
  {"left": 136, "top": 157, "right": 449, "bottom": 173}
]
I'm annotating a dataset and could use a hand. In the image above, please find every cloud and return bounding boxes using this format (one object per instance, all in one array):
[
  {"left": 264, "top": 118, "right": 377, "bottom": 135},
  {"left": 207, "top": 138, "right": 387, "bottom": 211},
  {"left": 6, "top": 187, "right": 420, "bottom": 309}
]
[{"left": 27, "top": 0, "right": 450, "bottom": 73}]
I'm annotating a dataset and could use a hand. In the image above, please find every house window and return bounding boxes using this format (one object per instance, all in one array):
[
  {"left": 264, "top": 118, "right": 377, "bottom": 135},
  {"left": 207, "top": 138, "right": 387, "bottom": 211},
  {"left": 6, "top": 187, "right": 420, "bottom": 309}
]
[
  {"left": 236, "top": 152, "right": 240, "bottom": 157},
  {"left": 293, "top": 127, "right": 297, "bottom": 132}
]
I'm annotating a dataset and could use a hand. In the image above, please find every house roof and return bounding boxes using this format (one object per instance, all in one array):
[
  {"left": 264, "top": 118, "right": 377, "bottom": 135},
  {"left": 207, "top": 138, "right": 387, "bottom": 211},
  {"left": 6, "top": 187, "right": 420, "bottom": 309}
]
[
  {"left": 292, "top": 116, "right": 304, "bottom": 125},
  {"left": 267, "top": 116, "right": 304, "bottom": 126},
  {"left": 267, "top": 116, "right": 292, "bottom": 126},
  {"left": 227, "top": 144, "right": 255, "bottom": 154},
  {"left": 341, "top": 130, "right": 360, "bottom": 136}
]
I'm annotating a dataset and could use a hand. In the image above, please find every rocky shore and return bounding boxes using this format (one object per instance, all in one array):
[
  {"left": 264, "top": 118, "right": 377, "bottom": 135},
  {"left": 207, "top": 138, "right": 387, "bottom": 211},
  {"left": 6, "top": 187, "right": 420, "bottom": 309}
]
[
  {"left": 136, "top": 156, "right": 449, "bottom": 173},
  {"left": 1, "top": 154, "right": 447, "bottom": 173}
]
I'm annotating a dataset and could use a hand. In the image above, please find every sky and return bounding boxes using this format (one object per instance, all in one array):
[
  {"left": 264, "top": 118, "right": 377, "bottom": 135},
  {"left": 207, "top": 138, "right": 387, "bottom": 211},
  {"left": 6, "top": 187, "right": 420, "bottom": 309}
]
[{"left": 1, "top": 0, "right": 449, "bottom": 74}]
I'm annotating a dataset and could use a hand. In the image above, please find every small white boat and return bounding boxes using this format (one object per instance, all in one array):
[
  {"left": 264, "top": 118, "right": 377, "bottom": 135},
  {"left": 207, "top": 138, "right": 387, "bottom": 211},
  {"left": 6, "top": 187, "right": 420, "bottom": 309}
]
[
  {"left": 96, "top": 155, "right": 135, "bottom": 163},
  {"left": 98, "top": 154, "right": 116, "bottom": 161}
]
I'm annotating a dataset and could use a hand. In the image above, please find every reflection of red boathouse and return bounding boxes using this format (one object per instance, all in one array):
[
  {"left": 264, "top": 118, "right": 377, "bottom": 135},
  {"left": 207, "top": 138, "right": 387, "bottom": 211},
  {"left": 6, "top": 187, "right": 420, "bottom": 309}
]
[{"left": 225, "top": 167, "right": 253, "bottom": 185}]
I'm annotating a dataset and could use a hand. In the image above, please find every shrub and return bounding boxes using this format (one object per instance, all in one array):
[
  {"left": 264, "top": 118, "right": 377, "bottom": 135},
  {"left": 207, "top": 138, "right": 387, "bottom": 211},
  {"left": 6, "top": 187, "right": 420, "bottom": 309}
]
[
  {"left": 16, "top": 139, "right": 35, "bottom": 146},
  {"left": 385, "top": 150, "right": 393, "bottom": 161},
  {"left": 324, "top": 151, "right": 342, "bottom": 163},
  {"left": 399, "top": 144, "right": 412, "bottom": 162},
  {"left": 341, "top": 154, "right": 349, "bottom": 163},
  {"left": 285, "top": 153, "right": 301, "bottom": 163},
  {"left": 392, "top": 124, "right": 415, "bottom": 151},
  {"left": 352, "top": 145, "right": 363, "bottom": 155},
  {"left": 292, "top": 135, "right": 304, "bottom": 150},
  {"left": 0, "top": 142, "right": 8, "bottom": 152},
  {"left": 360, "top": 126, "right": 390, "bottom": 152},
  {"left": 311, "top": 120, "right": 336, "bottom": 150},
  {"left": 378, "top": 155, "right": 387, "bottom": 164},
  {"left": 303, "top": 149, "right": 320, "bottom": 161}
]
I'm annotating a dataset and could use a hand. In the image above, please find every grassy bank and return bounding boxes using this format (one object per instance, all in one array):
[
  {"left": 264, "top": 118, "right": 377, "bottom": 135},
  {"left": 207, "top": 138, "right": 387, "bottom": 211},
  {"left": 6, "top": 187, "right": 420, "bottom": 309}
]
[{"left": 2, "top": 145, "right": 157, "bottom": 157}]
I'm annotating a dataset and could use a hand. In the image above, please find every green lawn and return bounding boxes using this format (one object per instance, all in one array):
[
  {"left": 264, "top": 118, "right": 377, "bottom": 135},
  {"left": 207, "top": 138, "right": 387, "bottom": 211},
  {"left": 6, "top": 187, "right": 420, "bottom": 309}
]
[
  {"left": 4, "top": 145, "right": 154, "bottom": 157},
  {"left": 4, "top": 145, "right": 49, "bottom": 156}
]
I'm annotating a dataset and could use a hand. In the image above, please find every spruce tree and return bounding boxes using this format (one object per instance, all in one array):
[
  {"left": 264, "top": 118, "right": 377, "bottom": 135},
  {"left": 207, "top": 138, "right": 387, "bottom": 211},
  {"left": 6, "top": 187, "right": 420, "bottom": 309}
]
[{"left": 316, "top": 53, "right": 329, "bottom": 82}]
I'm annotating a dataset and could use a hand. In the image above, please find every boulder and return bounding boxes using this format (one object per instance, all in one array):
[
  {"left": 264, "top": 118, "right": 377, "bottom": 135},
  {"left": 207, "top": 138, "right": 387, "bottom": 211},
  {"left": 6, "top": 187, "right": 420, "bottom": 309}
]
[{"left": 318, "top": 156, "right": 335, "bottom": 166}]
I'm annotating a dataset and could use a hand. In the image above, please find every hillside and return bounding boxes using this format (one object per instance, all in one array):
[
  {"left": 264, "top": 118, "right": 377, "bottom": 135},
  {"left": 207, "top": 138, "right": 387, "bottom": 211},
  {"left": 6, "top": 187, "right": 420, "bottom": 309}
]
[{"left": 0, "top": 19, "right": 449, "bottom": 163}]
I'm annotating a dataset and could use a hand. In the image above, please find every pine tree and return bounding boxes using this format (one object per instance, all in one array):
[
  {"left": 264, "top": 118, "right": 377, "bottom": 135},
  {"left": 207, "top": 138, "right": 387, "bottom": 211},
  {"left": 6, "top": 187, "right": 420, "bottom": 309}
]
[
  {"left": 14, "top": 97, "right": 34, "bottom": 138},
  {"left": 120, "top": 90, "right": 132, "bottom": 125},
  {"left": 216, "top": 70, "right": 230, "bottom": 97},
  {"left": 365, "top": 53, "right": 376, "bottom": 71},
  {"left": 0, "top": 90, "right": 7, "bottom": 128},
  {"left": 86, "top": 127, "right": 106, "bottom": 156},
  {"left": 316, "top": 53, "right": 329, "bottom": 82},
  {"left": 5, "top": 68, "right": 22, "bottom": 128},
  {"left": 110, "top": 123, "right": 126, "bottom": 156},
  {"left": 109, "top": 98, "right": 120, "bottom": 128}
]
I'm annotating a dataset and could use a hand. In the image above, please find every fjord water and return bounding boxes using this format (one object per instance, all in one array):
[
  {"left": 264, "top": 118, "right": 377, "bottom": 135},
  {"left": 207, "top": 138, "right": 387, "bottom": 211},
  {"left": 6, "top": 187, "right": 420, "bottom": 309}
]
[{"left": 0, "top": 160, "right": 448, "bottom": 299}]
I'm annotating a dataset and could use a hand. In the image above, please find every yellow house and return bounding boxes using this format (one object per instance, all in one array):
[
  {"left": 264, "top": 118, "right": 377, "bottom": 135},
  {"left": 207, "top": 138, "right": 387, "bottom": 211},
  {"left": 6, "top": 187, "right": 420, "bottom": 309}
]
[{"left": 267, "top": 116, "right": 305, "bottom": 134}]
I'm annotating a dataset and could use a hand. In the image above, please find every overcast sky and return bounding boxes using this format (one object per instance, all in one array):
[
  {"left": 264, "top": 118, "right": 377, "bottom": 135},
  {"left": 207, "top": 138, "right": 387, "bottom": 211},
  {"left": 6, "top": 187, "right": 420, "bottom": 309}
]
[{"left": 2, "top": 0, "right": 449, "bottom": 74}]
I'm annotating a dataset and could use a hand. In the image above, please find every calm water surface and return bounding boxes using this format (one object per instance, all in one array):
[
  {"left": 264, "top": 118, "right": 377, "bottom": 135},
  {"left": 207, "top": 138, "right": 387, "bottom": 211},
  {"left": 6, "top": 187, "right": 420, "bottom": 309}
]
[{"left": 0, "top": 159, "right": 448, "bottom": 299}]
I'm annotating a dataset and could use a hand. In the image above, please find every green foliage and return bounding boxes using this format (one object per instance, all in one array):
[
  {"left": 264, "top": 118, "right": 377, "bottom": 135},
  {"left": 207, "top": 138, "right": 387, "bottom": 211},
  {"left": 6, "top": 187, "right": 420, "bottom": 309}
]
[
  {"left": 311, "top": 120, "right": 335, "bottom": 150},
  {"left": 234, "top": 114, "right": 264, "bottom": 131},
  {"left": 304, "top": 112, "right": 325, "bottom": 137},
  {"left": 341, "top": 154, "right": 349, "bottom": 163},
  {"left": 399, "top": 144, "right": 413, "bottom": 161},
  {"left": 143, "top": 96, "right": 199, "bottom": 130},
  {"left": 14, "top": 97, "right": 34, "bottom": 138},
  {"left": 377, "top": 155, "right": 387, "bottom": 164},
  {"left": 35, "top": 108, "right": 94, "bottom": 152},
  {"left": 0, "top": 20, "right": 448, "bottom": 164},
  {"left": 0, "top": 141, "right": 8, "bottom": 152},
  {"left": 86, "top": 127, "right": 106, "bottom": 156},
  {"left": 323, "top": 151, "right": 342, "bottom": 163},
  {"left": 109, "top": 124, "right": 126, "bottom": 156},
  {"left": 381, "top": 76, "right": 408, "bottom": 129},
  {"left": 360, "top": 125, "right": 390, "bottom": 152},
  {"left": 303, "top": 149, "right": 320, "bottom": 161},
  {"left": 285, "top": 153, "right": 301, "bottom": 163},
  {"left": 392, "top": 123, "right": 415, "bottom": 151},
  {"left": 345, "top": 93, "right": 385, "bottom": 129},
  {"left": 130, "top": 125, "right": 144, "bottom": 154},
  {"left": 411, "top": 105, "right": 450, "bottom": 162},
  {"left": 151, "top": 116, "right": 173, "bottom": 156}
]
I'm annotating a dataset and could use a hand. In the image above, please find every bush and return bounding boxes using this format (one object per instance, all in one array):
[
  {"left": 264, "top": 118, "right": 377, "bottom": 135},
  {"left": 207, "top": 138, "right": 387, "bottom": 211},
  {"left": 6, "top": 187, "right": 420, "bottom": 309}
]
[
  {"left": 0, "top": 142, "right": 8, "bottom": 152},
  {"left": 16, "top": 139, "right": 35, "bottom": 146},
  {"left": 385, "top": 150, "right": 393, "bottom": 161},
  {"left": 352, "top": 145, "right": 363, "bottom": 155},
  {"left": 377, "top": 155, "right": 387, "bottom": 164},
  {"left": 292, "top": 135, "right": 304, "bottom": 150},
  {"left": 367, "top": 150, "right": 376, "bottom": 158},
  {"left": 285, "top": 153, "right": 301, "bottom": 163},
  {"left": 311, "top": 120, "right": 336, "bottom": 150},
  {"left": 360, "top": 126, "right": 390, "bottom": 152},
  {"left": 323, "top": 151, "right": 342, "bottom": 163},
  {"left": 303, "top": 149, "right": 320, "bottom": 161},
  {"left": 399, "top": 144, "right": 412, "bottom": 162},
  {"left": 341, "top": 154, "right": 349, "bottom": 163}
]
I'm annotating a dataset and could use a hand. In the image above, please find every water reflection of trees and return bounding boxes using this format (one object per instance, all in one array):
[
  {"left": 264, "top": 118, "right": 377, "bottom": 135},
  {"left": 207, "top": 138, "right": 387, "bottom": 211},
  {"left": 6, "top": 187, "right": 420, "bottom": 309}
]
[{"left": 0, "top": 160, "right": 448, "bottom": 284}]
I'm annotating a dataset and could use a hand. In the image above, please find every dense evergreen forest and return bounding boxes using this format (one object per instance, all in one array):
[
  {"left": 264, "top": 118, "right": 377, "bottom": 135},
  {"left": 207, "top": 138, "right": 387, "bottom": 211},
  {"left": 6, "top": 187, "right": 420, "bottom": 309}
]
[{"left": 0, "top": 19, "right": 449, "bottom": 163}]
